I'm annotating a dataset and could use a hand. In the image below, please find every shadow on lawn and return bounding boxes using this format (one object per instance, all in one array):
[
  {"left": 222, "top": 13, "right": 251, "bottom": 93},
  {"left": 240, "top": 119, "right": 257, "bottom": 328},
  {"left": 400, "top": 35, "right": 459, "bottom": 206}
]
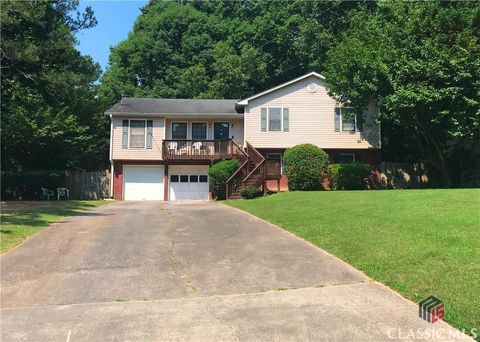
[{"left": 1, "top": 201, "right": 110, "bottom": 229}]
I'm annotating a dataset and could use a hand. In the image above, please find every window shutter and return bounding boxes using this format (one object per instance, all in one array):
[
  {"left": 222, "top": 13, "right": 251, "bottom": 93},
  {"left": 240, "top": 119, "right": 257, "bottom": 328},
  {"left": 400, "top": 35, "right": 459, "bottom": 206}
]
[
  {"left": 122, "top": 120, "right": 129, "bottom": 149},
  {"left": 261, "top": 108, "right": 267, "bottom": 132},
  {"left": 283, "top": 108, "right": 289, "bottom": 132},
  {"left": 356, "top": 112, "right": 363, "bottom": 131},
  {"left": 334, "top": 108, "right": 341, "bottom": 132},
  {"left": 146, "top": 120, "right": 153, "bottom": 149}
]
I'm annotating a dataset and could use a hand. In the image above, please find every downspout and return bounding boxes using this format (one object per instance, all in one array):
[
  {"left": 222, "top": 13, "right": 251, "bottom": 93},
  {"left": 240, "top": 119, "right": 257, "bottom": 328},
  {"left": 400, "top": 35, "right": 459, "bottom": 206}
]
[{"left": 109, "top": 114, "right": 114, "bottom": 198}]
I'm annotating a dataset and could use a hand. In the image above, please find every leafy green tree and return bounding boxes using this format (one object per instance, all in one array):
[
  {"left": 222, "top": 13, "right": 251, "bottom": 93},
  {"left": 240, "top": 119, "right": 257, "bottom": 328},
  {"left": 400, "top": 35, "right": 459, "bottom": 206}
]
[
  {"left": 99, "top": 1, "right": 225, "bottom": 103},
  {"left": 99, "top": 0, "right": 372, "bottom": 105},
  {"left": 1, "top": 0, "right": 106, "bottom": 171},
  {"left": 324, "top": 1, "right": 480, "bottom": 185}
]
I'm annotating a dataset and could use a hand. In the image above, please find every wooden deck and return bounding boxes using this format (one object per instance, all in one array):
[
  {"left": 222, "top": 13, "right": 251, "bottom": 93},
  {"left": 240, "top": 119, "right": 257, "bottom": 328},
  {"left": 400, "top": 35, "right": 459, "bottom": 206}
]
[{"left": 162, "top": 139, "right": 248, "bottom": 162}]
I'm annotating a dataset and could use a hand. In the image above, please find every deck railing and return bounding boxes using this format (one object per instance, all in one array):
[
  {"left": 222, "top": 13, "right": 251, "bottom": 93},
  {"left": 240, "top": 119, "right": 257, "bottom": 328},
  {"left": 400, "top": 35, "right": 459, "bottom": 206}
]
[{"left": 162, "top": 139, "right": 234, "bottom": 160}]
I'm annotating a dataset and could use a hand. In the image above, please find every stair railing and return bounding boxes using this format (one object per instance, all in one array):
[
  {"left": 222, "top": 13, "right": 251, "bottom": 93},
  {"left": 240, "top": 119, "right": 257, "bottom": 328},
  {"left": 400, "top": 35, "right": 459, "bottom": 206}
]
[
  {"left": 225, "top": 141, "right": 249, "bottom": 198},
  {"left": 243, "top": 142, "right": 265, "bottom": 185}
]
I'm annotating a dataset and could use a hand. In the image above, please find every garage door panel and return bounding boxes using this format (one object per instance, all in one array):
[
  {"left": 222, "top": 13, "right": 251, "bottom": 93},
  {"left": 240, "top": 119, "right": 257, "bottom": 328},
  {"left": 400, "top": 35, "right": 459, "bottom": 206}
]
[
  {"left": 169, "top": 165, "right": 209, "bottom": 201},
  {"left": 124, "top": 166, "right": 164, "bottom": 200}
]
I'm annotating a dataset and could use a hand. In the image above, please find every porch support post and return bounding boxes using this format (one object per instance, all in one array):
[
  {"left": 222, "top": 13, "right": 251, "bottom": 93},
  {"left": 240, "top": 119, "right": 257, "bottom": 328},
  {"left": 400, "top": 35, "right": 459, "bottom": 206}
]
[{"left": 277, "top": 179, "right": 280, "bottom": 193}]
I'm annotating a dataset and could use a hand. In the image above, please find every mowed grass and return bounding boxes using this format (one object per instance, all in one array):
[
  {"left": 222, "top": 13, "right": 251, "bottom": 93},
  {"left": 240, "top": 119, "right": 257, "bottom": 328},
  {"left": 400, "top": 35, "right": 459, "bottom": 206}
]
[
  {"left": 1, "top": 200, "right": 110, "bottom": 253},
  {"left": 227, "top": 189, "right": 480, "bottom": 332}
]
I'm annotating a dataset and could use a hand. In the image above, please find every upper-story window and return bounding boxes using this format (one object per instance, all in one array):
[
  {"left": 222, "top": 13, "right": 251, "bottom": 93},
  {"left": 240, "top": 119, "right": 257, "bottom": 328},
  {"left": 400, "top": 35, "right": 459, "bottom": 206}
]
[
  {"left": 261, "top": 107, "right": 289, "bottom": 132},
  {"left": 122, "top": 119, "right": 153, "bottom": 149},
  {"left": 172, "top": 122, "right": 187, "bottom": 139},
  {"left": 191, "top": 122, "right": 207, "bottom": 140},
  {"left": 268, "top": 108, "right": 282, "bottom": 131},
  {"left": 334, "top": 107, "right": 363, "bottom": 132},
  {"left": 129, "top": 120, "right": 146, "bottom": 148}
]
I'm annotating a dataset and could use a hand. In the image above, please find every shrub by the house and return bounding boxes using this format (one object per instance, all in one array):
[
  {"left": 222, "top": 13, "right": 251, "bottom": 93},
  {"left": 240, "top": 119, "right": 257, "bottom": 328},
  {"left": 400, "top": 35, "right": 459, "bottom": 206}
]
[
  {"left": 328, "top": 163, "right": 372, "bottom": 190},
  {"left": 208, "top": 159, "right": 239, "bottom": 200},
  {"left": 283, "top": 144, "right": 329, "bottom": 191},
  {"left": 240, "top": 187, "right": 263, "bottom": 199}
]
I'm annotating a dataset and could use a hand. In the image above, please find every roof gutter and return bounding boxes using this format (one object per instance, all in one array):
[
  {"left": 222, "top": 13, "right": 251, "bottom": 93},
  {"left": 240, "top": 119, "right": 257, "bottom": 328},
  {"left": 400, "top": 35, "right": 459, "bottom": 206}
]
[{"left": 105, "top": 112, "right": 244, "bottom": 117}]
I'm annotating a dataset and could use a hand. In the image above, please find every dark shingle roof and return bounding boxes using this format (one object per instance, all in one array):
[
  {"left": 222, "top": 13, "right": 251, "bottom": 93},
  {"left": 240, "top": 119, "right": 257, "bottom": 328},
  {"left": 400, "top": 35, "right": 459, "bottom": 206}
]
[{"left": 105, "top": 98, "right": 242, "bottom": 115}]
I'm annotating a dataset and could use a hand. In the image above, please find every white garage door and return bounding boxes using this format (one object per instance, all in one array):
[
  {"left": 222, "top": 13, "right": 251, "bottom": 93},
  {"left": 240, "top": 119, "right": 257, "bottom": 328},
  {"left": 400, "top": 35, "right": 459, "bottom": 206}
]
[
  {"left": 169, "top": 165, "right": 209, "bottom": 201},
  {"left": 123, "top": 165, "right": 164, "bottom": 200}
]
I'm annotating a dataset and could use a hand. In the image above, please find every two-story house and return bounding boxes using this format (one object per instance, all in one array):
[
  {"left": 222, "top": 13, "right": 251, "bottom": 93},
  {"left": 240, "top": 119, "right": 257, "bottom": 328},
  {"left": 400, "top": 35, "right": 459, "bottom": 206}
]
[{"left": 106, "top": 72, "right": 381, "bottom": 201}]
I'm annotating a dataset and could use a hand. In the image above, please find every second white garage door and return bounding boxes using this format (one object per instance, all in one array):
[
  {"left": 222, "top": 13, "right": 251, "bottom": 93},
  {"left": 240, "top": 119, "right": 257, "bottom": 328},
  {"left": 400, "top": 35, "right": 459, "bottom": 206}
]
[
  {"left": 123, "top": 165, "right": 164, "bottom": 200},
  {"left": 169, "top": 165, "right": 209, "bottom": 201}
]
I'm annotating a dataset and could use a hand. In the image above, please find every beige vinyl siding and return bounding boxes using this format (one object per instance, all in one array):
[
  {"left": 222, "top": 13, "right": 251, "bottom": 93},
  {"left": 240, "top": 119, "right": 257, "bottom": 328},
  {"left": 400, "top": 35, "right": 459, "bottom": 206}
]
[
  {"left": 165, "top": 118, "right": 244, "bottom": 145},
  {"left": 112, "top": 117, "right": 165, "bottom": 160},
  {"left": 244, "top": 76, "right": 381, "bottom": 149}
]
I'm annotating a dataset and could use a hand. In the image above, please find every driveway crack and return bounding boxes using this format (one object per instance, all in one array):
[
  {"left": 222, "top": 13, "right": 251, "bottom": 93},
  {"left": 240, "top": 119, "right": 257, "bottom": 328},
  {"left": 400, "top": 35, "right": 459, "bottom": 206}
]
[
  {"left": 200, "top": 304, "right": 239, "bottom": 341},
  {"left": 169, "top": 241, "right": 199, "bottom": 296}
]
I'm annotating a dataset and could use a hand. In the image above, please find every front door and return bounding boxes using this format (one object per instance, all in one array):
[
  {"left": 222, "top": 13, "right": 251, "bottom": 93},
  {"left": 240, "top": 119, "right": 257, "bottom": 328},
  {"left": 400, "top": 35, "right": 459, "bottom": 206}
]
[
  {"left": 214, "top": 122, "right": 229, "bottom": 140},
  {"left": 214, "top": 122, "right": 230, "bottom": 154}
]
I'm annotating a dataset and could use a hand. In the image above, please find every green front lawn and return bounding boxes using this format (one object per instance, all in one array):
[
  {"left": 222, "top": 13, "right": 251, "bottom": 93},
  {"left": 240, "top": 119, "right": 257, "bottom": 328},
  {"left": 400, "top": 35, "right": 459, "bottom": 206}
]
[
  {"left": 1, "top": 200, "right": 111, "bottom": 253},
  {"left": 227, "top": 189, "right": 480, "bottom": 332}
]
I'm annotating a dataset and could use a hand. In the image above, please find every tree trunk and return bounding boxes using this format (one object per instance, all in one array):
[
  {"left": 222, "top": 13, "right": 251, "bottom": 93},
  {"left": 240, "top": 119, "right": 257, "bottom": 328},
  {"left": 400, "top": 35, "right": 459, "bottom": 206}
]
[{"left": 414, "top": 113, "right": 452, "bottom": 187}]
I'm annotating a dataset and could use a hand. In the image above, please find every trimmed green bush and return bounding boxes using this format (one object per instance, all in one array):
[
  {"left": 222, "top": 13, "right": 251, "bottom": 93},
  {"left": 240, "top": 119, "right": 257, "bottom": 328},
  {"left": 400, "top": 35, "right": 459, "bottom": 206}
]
[
  {"left": 208, "top": 159, "right": 239, "bottom": 200},
  {"left": 328, "top": 163, "right": 372, "bottom": 190},
  {"left": 283, "top": 144, "right": 329, "bottom": 191},
  {"left": 1, "top": 170, "right": 66, "bottom": 200},
  {"left": 240, "top": 187, "right": 263, "bottom": 199}
]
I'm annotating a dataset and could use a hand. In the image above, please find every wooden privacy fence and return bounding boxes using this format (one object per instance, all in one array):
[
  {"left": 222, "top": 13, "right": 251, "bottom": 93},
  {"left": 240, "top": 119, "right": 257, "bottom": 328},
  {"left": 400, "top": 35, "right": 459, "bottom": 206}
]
[{"left": 65, "top": 170, "right": 110, "bottom": 200}]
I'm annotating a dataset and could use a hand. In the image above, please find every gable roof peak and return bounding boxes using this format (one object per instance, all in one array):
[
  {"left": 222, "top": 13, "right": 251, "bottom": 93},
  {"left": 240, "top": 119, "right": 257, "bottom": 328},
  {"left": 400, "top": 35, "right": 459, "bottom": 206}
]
[{"left": 237, "top": 72, "right": 326, "bottom": 105}]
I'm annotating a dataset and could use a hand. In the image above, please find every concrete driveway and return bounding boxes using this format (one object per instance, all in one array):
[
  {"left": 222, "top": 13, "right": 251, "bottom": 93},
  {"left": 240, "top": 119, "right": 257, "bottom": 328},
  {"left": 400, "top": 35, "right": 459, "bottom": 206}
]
[{"left": 1, "top": 201, "right": 470, "bottom": 341}]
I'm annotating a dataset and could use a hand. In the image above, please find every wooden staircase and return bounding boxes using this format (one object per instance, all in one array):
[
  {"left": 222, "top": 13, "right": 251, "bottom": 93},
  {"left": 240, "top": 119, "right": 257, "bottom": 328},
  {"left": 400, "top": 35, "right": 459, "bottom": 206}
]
[{"left": 226, "top": 142, "right": 267, "bottom": 199}]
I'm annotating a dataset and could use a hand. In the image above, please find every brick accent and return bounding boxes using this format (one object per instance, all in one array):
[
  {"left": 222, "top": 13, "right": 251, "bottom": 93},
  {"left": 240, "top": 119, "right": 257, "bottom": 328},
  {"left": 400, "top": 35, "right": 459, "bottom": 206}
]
[
  {"left": 112, "top": 160, "right": 164, "bottom": 201},
  {"left": 163, "top": 175, "right": 169, "bottom": 201},
  {"left": 261, "top": 148, "right": 382, "bottom": 193},
  {"left": 265, "top": 175, "right": 289, "bottom": 192}
]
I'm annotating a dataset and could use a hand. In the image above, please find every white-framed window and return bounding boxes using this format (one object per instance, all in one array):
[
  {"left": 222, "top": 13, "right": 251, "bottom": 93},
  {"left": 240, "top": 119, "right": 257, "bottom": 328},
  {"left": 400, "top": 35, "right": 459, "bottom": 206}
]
[
  {"left": 122, "top": 119, "right": 153, "bottom": 149},
  {"left": 171, "top": 122, "right": 188, "bottom": 140},
  {"left": 335, "top": 153, "right": 356, "bottom": 163},
  {"left": 268, "top": 108, "right": 282, "bottom": 131},
  {"left": 334, "top": 107, "right": 362, "bottom": 132},
  {"left": 266, "top": 152, "right": 285, "bottom": 174},
  {"left": 261, "top": 107, "right": 289, "bottom": 132},
  {"left": 129, "top": 120, "right": 146, "bottom": 148},
  {"left": 191, "top": 122, "right": 207, "bottom": 140}
]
